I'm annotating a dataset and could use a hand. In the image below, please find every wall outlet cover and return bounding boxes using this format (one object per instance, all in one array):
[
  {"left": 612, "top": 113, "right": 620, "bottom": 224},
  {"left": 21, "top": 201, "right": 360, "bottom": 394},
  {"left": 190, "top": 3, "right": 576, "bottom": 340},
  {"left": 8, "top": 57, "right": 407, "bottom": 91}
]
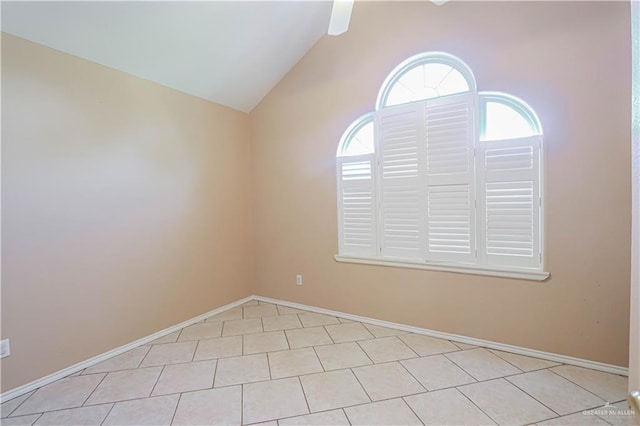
[{"left": 0, "top": 339, "right": 10, "bottom": 358}]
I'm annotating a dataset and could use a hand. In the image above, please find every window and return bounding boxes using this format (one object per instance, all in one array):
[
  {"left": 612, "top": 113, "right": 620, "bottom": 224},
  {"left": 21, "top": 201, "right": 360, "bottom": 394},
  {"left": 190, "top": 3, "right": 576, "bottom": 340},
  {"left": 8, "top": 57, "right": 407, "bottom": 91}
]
[{"left": 336, "top": 52, "right": 547, "bottom": 280}]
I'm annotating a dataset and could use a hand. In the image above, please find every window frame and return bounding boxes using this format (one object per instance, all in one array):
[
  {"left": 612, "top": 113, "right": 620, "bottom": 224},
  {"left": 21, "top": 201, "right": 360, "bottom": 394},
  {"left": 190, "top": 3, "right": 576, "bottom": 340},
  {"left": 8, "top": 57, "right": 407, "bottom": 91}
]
[
  {"left": 336, "top": 113, "right": 375, "bottom": 157},
  {"left": 375, "top": 51, "right": 477, "bottom": 111},
  {"left": 337, "top": 53, "right": 549, "bottom": 281},
  {"left": 479, "top": 92, "right": 543, "bottom": 141}
]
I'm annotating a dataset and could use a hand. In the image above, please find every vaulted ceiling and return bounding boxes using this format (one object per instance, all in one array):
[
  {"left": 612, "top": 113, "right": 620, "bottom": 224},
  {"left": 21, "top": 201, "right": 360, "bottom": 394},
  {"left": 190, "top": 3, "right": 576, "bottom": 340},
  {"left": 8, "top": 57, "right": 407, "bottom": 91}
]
[{"left": 1, "top": 1, "right": 333, "bottom": 112}]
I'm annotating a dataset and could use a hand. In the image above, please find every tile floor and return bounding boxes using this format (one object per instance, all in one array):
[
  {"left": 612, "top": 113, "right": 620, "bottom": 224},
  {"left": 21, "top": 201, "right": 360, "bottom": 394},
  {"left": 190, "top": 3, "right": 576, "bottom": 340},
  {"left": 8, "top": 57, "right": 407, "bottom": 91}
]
[{"left": 0, "top": 301, "right": 633, "bottom": 426}]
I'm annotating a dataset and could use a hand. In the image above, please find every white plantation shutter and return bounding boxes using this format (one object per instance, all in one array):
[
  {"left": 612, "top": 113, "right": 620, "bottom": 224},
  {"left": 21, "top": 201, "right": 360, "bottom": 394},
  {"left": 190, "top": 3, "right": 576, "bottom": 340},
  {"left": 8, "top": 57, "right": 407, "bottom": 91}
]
[
  {"left": 477, "top": 136, "right": 541, "bottom": 268},
  {"left": 376, "top": 103, "right": 426, "bottom": 260},
  {"left": 424, "top": 93, "right": 477, "bottom": 263},
  {"left": 337, "top": 154, "right": 377, "bottom": 256}
]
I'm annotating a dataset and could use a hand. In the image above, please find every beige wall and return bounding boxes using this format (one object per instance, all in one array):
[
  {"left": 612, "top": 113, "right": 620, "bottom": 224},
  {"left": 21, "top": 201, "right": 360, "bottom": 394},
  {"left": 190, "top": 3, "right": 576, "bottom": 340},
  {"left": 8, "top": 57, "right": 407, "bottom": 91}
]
[
  {"left": 250, "top": 1, "right": 632, "bottom": 367},
  {"left": 1, "top": 34, "right": 253, "bottom": 392}
]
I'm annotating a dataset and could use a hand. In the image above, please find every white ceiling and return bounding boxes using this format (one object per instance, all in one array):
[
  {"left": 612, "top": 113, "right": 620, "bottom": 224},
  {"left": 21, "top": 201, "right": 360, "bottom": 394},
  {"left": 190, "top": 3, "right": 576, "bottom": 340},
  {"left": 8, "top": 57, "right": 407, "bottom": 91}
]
[{"left": 1, "top": 1, "right": 333, "bottom": 112}]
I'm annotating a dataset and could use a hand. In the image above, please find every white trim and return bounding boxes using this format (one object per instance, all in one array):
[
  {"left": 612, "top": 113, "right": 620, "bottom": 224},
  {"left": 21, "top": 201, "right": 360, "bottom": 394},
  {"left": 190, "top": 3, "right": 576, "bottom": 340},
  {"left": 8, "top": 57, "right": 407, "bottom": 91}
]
[
  {"left": 2, "top": 293, "right": 627, "bottom": 404},
  {"left": 334, "top": 254, "right": 549, "bottom": 281},
  {"left": 254, "top": 295, "right": 627, "bottom": 377},
  {"left": 0, "top": 296, "right": 253, "bottom": 403}
]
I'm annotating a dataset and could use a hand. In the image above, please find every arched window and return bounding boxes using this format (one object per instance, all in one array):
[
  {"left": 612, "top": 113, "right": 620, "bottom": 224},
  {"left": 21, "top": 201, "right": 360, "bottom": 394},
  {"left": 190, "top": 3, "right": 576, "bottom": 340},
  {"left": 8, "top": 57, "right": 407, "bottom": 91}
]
[
  {"left": 336, "top": 52, "right": 547, "bottom": 280},
  {"left": 376, "top": 52, "right": 476, "bottom": 109},
  {"left": 480, "top": 92, "right": 542, "bottom": 141},
  {"left": 337, "top": 115, "right": 374, "bottom": 157}
]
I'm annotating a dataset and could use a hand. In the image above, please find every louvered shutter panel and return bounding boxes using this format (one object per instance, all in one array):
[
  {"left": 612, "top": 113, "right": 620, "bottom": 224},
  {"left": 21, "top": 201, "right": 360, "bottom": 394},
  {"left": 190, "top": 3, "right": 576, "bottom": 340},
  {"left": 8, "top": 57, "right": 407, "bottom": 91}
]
[
  {"left": 477, "top": 136, "right": 541, "bottom": 269},
  {"left": 424, "top": 93, "right": 477, "bottom": 263},
  {"left": 337, "top": 153, "right": 377, "bottom": 256},
  {"left": 376, "top": 103, "right": 426, "bottom": 260}
]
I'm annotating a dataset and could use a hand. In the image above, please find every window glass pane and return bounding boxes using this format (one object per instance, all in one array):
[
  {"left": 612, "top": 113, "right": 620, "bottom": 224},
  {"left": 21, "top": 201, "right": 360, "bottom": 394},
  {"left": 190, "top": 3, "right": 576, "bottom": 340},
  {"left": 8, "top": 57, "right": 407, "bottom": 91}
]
[
  {"left": 483, "top": 101, "right": 536, "bottom": 140},
  {"left": 423, "top": 63, "right": 453, "bottom": 88},
  {"left": 386, "top": 83, "right": 413, "bottom": 107},
  {"left": 342, "top": 122, "right": 374, "bottom": 156},
  {"left": 437, "top": 70, "right": 470, "bottom": 97},
  {"left": 385, "top": 62, "right": 470, "bottom": 107}
]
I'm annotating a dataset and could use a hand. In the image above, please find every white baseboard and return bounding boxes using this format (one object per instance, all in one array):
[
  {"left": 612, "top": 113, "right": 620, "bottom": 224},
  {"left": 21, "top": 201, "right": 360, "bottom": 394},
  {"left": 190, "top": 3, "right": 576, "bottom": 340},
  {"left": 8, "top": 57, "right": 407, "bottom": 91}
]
[
  {"left": 254, "top": 295, "right": 629, "bottom": 377},
  {"left": 1, "top": 293, "right": 628, "bottom": 404},
  {"left": 0, "top": 296, "right": 253, "bottom": 403}
]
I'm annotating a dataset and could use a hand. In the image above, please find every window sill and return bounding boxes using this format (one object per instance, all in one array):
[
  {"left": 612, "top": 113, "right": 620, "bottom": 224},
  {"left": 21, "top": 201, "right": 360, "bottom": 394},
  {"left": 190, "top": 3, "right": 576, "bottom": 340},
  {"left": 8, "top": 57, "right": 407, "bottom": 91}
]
[{"left": 334, "top": 255, "right": 550, "bottom": 281}]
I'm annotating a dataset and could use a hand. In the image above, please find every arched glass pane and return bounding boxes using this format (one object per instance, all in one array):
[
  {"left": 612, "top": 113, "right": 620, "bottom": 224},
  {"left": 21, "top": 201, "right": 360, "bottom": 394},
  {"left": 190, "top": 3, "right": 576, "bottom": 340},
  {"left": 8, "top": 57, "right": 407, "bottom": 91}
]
[
  {"left": 483, "top": 101, "right": 537, "bottom": 141},
  {"left": 385, "top": 62, "right": 470, "bottom": 107},
  {"left": 340, "top": 122, "right": 374, "bottom": 157}
]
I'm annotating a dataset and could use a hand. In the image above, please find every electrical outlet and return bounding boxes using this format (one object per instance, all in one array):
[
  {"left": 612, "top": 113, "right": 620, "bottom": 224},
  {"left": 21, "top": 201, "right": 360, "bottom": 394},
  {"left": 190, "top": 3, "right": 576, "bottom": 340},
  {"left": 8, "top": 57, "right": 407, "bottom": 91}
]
[
  {"left": 296, "top": 275, "right": 303, "bottom": 285},
  {"left": 0, "top": 339, "right": 10, "bottom": 358}
]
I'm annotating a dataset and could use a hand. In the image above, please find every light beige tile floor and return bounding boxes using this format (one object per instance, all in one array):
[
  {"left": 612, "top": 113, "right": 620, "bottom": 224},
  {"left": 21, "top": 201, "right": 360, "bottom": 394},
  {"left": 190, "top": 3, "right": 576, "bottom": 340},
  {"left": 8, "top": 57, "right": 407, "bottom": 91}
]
[{"left": 1, "top": 301, "right": 632, "bottom": 425}]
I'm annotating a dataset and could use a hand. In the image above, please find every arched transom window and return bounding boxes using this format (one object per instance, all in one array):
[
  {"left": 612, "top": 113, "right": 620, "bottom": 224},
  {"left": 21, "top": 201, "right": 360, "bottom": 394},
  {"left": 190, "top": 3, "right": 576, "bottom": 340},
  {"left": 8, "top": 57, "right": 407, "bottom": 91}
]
[{"left": 336, "top": 52, "right": 547, "bottom": 280}]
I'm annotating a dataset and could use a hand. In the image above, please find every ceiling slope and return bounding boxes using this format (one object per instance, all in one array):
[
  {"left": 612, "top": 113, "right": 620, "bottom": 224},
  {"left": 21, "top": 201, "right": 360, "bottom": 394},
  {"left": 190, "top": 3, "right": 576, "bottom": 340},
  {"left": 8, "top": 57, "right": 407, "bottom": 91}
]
[{"left": 1, "top": 1, "right": 332, "bottom": 112}]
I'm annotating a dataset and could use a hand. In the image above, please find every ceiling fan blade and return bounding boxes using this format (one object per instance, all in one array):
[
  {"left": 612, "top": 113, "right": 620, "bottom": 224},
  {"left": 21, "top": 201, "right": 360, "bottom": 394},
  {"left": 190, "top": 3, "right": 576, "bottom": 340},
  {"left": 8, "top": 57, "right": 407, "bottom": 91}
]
[{"left": 328, "top": 0, "right": 354, "bottom": 36}]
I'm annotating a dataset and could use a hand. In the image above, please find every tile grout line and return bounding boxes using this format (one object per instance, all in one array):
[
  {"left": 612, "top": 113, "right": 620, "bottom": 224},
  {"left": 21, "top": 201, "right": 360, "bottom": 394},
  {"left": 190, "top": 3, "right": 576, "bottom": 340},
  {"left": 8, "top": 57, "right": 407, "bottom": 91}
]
[
  {"left": 282, "top": 329, "right": 292, "bottom": 351},
  {"left": 210, "top": 359, "right": 219, "bottom": 390},
  {"left": 348, "top": 368, "right": 373, "bottom": 404},
  {"left": 454, "top": 386, "right": 502, "bottom": 425},
  {"left": 488, "top": 348, "right": 561, "bottom": 371},
  {"left": 495, "top": 375, "right": 563, "bottom": 418},
  {"left": 482, "top": 349, "right": 526, "bottom": 375},
  {"left": 546, "top": 367, "right": 618, "bottom": 403},
  {"left": 175, "top": 328, "right": 185, "bottom": 343},
  {"left": 10, "top": 401, "right": 109, "bottom": 420},
  {"left": 221, "top": 320, "right": 228, "bottom": 339},
  {"left": 450, "top": 341, "right": 472, "bottom": 351},
  {"left": 391, "top": 335, "right": 421, "bottom": 359},
  {"left": 30, "top": 412, "right": 44, "bottom": 425},
  {"left": 341, "top": 407, "right": 353, "bottom": 426},
  {"left": 441, "top": 352, "right": 482, "bottom": 382},
  {"left": 296, "top": 376, "right": 312, "bottom": 417},
  {"left": 397, "top": 396, "right": 426, "bottom": 425},
  {"left": 190, "top": 340, "right": 200, "bottom": 363},
  {"left": 169, "top": 393, "right": 182, "bottom": 425},
  {"left": 504, "top": 369, "right": 609, "bottom": 417},
  {"left": 253, "top": 400, "right": 360, "bottom": 424},
  {"left": 3, "top": 390, "right": 36, "bottom": 418},
  {"left": 99, "top": 403, "right": 116, "bottom": 426},
  {"left": 310, "top": 346, "right": 327, "bottom": 372},
  {"left": 354, "top": 340, "right": 378, "bottom": 366},
  {"left": 322, "top": 325, "right": 337, "bottom": 344},
  {"left": 134, "top": 346, "right": 152, "bottom": 370},
  {"left": 79, "top": 373, "right": 109, "bottom": 408},
  {"left": 148, "top": 365, "right": 166, "bottom": 398},
  {"left": 394, "top": 360, "right": 427, "bottom": 394},
  {"left": 266, "top": 351, "right": 273, "bottom": 381}
]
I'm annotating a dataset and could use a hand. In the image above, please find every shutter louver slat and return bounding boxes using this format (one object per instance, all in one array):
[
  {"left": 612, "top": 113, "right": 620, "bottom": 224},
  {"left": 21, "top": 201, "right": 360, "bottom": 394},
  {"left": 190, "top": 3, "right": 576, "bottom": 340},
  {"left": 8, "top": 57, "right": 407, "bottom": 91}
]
[
  {"left": 486, "top": 181, "right": 534, "bottom": 257},
  {"left": 477, "top": 136, "right": 541, "bottom": 268},
  {"left": 338, "top": 154, "right": 377, "bottom": 256},
  {"left": 427, "top": 184, "right": 472, "bottom": 254},
  {"left": 425, "top": 93, "right": 477, "bottom": 263},
  {"left": 377, "top": 103, "right": 425, "bottom": 260}
]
